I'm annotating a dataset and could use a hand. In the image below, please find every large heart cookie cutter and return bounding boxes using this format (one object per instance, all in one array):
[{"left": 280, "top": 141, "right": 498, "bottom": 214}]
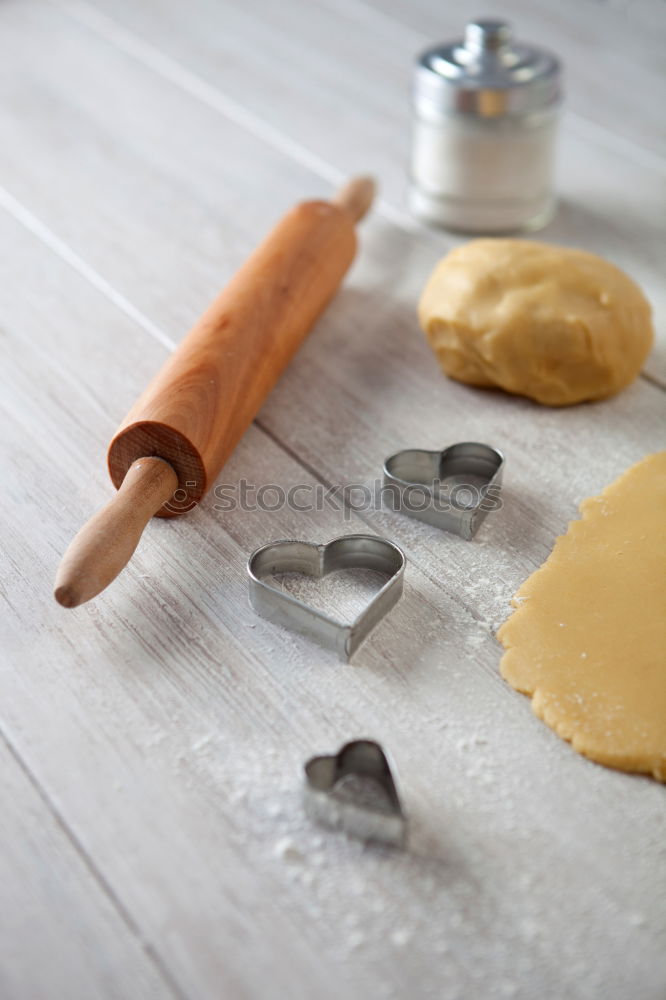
[
  {"left": 383, "top": 441, "right": 504, "bottom": 540},
  {"left": 304, "top": 739, "right": 406, "bottom": 847},
  {"left": 247, "top": 534, "right": 405, "bottom": 660}
]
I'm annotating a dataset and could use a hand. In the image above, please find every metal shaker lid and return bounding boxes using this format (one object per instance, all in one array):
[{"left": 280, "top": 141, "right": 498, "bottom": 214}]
[{"left": 414, "top": 19, "right": 561, "bottom": 117}]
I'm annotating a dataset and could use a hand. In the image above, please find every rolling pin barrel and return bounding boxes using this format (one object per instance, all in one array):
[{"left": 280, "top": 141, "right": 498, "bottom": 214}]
[
  {"left": 54, "top": 176, "right": 375, "bottom": 607},
  {"left": 109, "top": 189, "right": 364, "bottom": 515}
]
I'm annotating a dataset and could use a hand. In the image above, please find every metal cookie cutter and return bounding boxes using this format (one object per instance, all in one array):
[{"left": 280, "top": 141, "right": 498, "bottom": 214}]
[
  {"left": 304, "top": 740, "right": 406, "bottom": 848},
  {"left": 383, "top": 442, "right": 504, "bottom": 540},
  {"left": 247, "top": 535, "right": 405, "bottom": 660}
]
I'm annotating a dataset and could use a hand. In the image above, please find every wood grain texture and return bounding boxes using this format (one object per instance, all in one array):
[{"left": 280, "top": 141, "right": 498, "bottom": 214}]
[
  {"left": 1, "top": 1, "right": 665, "bottom": 999},
  {"left": 0, "top": 735, "right": 174, "bottom": 1000},
  {"left": 55, "top": 181, "right": 367, "bottom": 605},
  {"left": 54, "top": 457, "right": 179, "bottom": 607},
  {"left": 110, "top": 196, "right": 358, "bottom": 509}
]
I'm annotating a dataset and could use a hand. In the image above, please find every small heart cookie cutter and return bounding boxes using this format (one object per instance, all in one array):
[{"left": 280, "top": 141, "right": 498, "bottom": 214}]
[
  {"left": 304, "top": 739, "right": 406, "bottom": 848},
  {"left": 247, "top": 534, "right": 405, "bottom": 660},
  {"left": 383, "top": 441, "right": 504, "bottom": 540}
]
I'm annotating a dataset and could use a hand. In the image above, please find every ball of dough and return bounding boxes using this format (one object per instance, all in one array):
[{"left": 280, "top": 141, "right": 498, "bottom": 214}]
[{"left": 418, "top": 239, "right": 654, "bottom": 406}]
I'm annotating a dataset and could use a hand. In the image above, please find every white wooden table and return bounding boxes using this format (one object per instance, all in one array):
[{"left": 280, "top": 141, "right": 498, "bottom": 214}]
[{"left": 2, "top": 1, "right": 665, "bottom": 997}]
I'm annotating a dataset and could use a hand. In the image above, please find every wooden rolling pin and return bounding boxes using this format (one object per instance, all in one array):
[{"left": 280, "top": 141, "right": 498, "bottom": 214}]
[{"left": 54, "top": 176, "right": 375, "bottom": 607}]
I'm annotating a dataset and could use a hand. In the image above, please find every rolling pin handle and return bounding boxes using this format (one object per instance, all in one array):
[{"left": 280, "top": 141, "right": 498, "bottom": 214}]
[
  {"left": 333, "top": 176, "right": 376, "bottom": 224},
  {"left": 54, "top": 457, "right": 178, "bottom": 608}
]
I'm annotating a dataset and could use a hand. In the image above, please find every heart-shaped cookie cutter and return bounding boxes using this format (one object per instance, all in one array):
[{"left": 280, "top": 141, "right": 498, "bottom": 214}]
[
  {"left": 383, "top": 441, "right": 504, "bottom": 540},
  {"left": 247, "top": 534, "right": 405, "bottom": 660},
  {"left": 304, "top": 739, "right": 406, "bottom": 847}
]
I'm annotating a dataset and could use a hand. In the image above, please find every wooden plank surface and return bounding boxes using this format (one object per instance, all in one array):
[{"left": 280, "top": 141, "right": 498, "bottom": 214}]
[
  {"left": 0, "top": 735, "right": 173, "bottom": 1000},
  {"left": 1, "top": 0, "right": 665, "bottom": 998}
]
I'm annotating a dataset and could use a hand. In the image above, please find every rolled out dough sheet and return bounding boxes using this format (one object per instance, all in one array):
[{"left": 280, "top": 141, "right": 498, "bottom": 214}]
[{"left": 498, "top": 452, "right": 666, "bottom": 781}]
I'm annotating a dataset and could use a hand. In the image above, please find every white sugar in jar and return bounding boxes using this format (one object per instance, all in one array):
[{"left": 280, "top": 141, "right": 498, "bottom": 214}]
[{"left": 410, "top": 19, "right": 562, "bottom": 233}]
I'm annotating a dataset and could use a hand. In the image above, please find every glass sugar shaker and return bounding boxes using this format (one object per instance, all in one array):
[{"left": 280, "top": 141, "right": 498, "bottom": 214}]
[{"left": 410, "top": 19, "right": 562, "bottom": 233}]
